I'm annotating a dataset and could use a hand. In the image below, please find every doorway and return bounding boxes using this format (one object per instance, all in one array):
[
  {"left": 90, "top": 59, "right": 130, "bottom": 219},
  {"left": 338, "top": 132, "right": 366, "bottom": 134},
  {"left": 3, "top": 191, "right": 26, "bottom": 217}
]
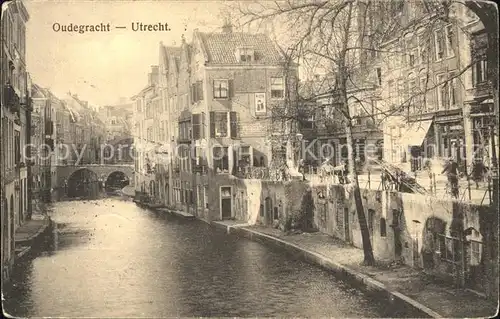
[
  {"left": 392, "top": 209, "right": 403, "bottom": 259},
  {"left": 220, "top": 186, "right": 232, "bottom": 220},
  {"left": 265, "top": 197, "right": 273, "bottom": 226}
]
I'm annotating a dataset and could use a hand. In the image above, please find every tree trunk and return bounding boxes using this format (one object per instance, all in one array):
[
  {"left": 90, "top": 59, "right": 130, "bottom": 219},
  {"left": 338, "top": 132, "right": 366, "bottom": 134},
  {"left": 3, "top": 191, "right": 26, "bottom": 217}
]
[
  {"left": 337, "top": 0, "right": 375, "bottom": 266},
  {"left": 345, "top": 119, "right": 375, "bottom": 265}
]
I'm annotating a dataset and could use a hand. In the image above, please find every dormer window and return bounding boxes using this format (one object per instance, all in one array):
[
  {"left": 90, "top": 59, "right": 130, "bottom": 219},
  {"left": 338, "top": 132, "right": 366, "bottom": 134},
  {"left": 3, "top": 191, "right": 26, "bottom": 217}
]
[{"left": 237, "top": 47, "right": 254, "bottom": 62}]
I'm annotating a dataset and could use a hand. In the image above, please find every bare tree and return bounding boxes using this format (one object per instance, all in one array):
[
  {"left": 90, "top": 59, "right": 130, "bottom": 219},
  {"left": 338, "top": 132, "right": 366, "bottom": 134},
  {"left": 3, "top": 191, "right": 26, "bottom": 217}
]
[{"left": 230, "top": 0, "right": 494, "bottom": 265}]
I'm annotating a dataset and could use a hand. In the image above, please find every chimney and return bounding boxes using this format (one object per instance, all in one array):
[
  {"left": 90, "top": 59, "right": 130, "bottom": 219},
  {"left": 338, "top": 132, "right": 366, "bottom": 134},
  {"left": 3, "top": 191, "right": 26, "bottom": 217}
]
[
  {"left": 222, "top": 18, "right": 232, "bottom": 33},
  {"left": 149, "top": 65, "right": 159, "bottom": 85}
]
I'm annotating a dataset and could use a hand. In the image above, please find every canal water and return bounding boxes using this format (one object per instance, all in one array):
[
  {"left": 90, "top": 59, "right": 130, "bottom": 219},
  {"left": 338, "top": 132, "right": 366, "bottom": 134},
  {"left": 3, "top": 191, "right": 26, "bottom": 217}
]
[{"left": 4, "top": 198, "right": 409, "bottom": 317}]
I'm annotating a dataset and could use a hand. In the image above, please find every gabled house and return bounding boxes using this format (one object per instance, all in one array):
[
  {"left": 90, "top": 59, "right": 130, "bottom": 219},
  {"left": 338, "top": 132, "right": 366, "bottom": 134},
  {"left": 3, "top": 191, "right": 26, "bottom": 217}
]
[{"left": 135, "top": 22, "right": 298, "bottom": 221}]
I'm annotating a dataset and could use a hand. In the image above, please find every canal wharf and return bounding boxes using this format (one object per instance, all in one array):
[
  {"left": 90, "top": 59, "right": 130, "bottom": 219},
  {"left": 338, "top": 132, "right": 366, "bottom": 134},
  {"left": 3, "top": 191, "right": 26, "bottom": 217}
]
[
  {"left": 156, "top": 208, "right": 196, "bottom": 220},
  {"left": 133, "top": 196, "right": 196, "bottom": 220},
  {"left": 14, "top": 216, "right": 52, "bottom": 260},
  {"left": 212, "top": 221, "right": 497, "bottom": 319}
]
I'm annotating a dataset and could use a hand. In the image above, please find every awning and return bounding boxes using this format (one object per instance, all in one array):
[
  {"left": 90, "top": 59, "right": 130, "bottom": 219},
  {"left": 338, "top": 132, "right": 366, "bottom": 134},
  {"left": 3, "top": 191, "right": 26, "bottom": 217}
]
[
  {"left": 402, "top": 120, "right": 433, "bottom": 147},
  {"left": 481, "top": 98, "right": 494, "bottom": 104}
]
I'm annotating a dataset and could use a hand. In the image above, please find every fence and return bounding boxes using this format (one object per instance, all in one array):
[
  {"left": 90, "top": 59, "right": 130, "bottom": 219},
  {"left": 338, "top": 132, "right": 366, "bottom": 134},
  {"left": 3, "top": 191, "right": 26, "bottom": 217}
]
[
  {"left": 435, "top": 233, "right": 465, "bottom": 288},
  {"left": 434, "top": 233, "right": 487, "bottom": 291},
  {"left": 300, "top": 167, "right": 491, "bottom": 205}
]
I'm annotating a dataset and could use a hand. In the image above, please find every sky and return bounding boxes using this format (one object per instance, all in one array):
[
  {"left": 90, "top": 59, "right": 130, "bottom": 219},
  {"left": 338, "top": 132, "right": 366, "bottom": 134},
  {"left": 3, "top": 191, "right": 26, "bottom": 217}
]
[{"left": 25, "top": 0, "right": 228, "bottom": 107}]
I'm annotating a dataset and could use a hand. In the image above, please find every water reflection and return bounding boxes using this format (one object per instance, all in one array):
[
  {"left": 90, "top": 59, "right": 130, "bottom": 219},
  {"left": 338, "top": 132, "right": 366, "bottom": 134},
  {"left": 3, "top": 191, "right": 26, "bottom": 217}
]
[{"left": 4, "top": 198, "right": 407, "bottom": 317}]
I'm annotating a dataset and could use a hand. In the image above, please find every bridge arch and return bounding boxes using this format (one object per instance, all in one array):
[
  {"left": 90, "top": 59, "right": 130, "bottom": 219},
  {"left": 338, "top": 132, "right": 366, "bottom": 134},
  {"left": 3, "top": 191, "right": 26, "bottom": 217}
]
[
  {"left": 105, "top": 170, "right": 130, "bottom": 190},
  {"left": 67, "top": 168, "right": 100, "bottom": 198}
]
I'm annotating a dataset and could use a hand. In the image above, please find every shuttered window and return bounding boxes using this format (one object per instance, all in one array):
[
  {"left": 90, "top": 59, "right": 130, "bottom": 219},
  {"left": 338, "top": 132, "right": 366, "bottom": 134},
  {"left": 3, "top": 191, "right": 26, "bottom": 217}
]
[
  {"left": 210, "top": 112, "right": 216, "bottom": 137},
  {"left": 192, "top": 114, "right": 201, "bottom": 140},
  {"left": 197, "top": 81, "right": 204, "bottom": 100},
  {"left": 191, "top": 85, "right": 196, "bottom": 103},
  {"left": 201, "top": 112, "right": 206, "bottom": 138},
  {"left": 191, "top": 81, "right": 205, "bottom": 103},
  {"left": 230, "top": 111, "right": 238, "bottom": 138},
  {"left": 271, "top": 77, "right": 284, "bottom": 99}
]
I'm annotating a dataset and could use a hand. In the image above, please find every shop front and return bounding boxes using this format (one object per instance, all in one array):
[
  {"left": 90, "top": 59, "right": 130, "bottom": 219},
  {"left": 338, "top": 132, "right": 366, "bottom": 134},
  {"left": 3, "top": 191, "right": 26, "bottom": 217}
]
[
  {"left": 398, "top": 119, "right": 434, "bottom": 172},
  {"left": 470, "top": 100, "right": 495, "bottom": 168},
  {"left": 434, "top": 114, "right": 466, "bottom": 171}
]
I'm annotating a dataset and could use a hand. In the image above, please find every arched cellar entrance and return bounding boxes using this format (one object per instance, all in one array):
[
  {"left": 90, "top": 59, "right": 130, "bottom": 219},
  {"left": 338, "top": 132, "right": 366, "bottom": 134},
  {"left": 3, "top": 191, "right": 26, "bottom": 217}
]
[
  {"left": 105, "top": 171, "right": 130, "bottom": 191},
  {"left": 67, "top": 168, "right": 100, "bottom": 199}
]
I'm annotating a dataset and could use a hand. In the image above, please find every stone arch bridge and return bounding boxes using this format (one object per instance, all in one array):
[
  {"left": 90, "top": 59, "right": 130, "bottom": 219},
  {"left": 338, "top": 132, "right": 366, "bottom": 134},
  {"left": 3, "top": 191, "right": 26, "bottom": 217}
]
[{"left": 55, "top": 164, "right": 135, "bottom": 198}]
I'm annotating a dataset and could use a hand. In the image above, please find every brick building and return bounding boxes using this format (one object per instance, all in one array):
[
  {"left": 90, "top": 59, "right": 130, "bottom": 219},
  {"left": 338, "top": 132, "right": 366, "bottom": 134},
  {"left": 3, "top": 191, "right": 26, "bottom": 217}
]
[
  {"left": 63, "top": 93, "right": 106, "bottom": 165},
  {"left": 133, "top": 23, "right": 298, "bottom": 221},
  {"left": 463, "top": 15, "right": 497, "bottom": 173},
  {"left": 132, "top": 65, "right": 162, "bottom": 198},
  {"left": 98, "top": 102, "right": 134, "bottom": 164},
  {"left": 380, "top": 1, "right": 486, "bottom": 173},
  {"left": 1, "top": 0, "right": 30, "bottom": 283},
  {"left": 31, "top": 84, "right": 57, "bottom": 202},
  {"left": 297, "top": 73, "right": 384, "bottom": 171}
]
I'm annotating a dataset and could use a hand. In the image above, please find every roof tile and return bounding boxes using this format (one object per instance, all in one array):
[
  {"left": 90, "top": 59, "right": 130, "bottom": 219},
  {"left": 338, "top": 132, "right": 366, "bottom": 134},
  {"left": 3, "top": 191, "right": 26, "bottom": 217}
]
[{"left": 198, "top": 32, "right": 284, "bottom": 65}]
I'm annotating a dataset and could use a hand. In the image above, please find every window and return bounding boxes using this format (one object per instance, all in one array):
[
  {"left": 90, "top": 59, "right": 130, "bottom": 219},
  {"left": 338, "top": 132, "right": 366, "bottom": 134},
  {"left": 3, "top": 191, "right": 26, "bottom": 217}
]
[
  {"left": 204, "top": 186, "right": 209, "bottom": 209},
  {"left": 434, "top": 29, "right": 445, "bottom": 60},
  {"left": 221, "top": 186, "right": 231, "bottom": 197},
  {"left": 210, "top": 112, "right": 228, "bottom": 137},
  {"left": 380, "top": 218, "right": 387, "bottom": 237},
  {"left": 420, "top": 76, "right": 432, "bottom": 110},
  {"left": 472, "top": 60, "right": 487, "bottom": 85},
  {"left": 197, "top": 185, "right": 202, "bottom": 207},
  {"left": 192, "top": 114, "right": 201, "bottom": 139},
  {"left": 238, "top": 146, "right": 252, "bottom": 167},
  {"left": 179, "top": 121, "right": 191, "bottom": 140},
  {"left": 213, "top": 146, "right": 229, "bottom": 173},
  {"left": 408, "top": 78, "right": 418, "bottom": 113},
  {"left": 255, "top": 93, "right": 267, "bottom": 114},
  {"left": 191, "top": 81, "right": 204, "bottom": 103},
  {"left": 238, "top": 48, "right": 254, "bottom": 62},
  {"left": 15, "top": 131, "right": 20, "bottom": 165},
  {"left": 405, "top": 34, "right": 419, "bottom": 67},
  {"left": 302, "top": 114, "right": 315, "bottom": 129},
  {"left": 418, "top": 35, "right": 429, "bottom": 65},
  {"left": 436, "top": 74, "right": 447, "bottom": 110},
  {"left": 449, "top": 72, "right": 457, "bottom": 107},
  {"left": 229, "top": 111, "right": 238, "bottom": 139},
  {"left": 271, "top": 77, "right": 284, "bottom": 99},
  {"left": 213, "top": 79, "right": 228, "bottom": 99},
  {"left": 445, "top": 25, "right": 454, "bottom": 58}
]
